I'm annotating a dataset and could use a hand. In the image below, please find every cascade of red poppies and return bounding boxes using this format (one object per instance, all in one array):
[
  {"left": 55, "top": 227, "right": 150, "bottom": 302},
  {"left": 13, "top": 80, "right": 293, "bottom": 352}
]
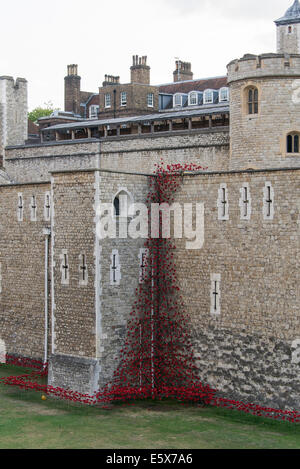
[{"left": 99, "top": 161, "right": 214, "bottom": 403}]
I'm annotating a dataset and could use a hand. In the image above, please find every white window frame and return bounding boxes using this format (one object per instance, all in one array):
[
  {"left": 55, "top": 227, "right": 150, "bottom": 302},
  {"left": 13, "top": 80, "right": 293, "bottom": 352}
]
[
  {"left": 239, "top": 183, "right": 251, "bottom": 221},
  {"left": 44, "top": 192, "right": 51, "bottom": 222},
  {"left": 204, "top": 89, "right": 214, "bottom": 105},
  {"left": 173, "top": 94, "right": 183, "bottom": 107},
  {"left": 217, "top": 184, "right": 229, "bottom": 221},
  {"left": 188, "top": 92, "right": 198, "bottom": 106},
  {"left": 60, "top": 250, "right": 70, "bottom": 286},
  {"left": 105, "top": 94, "right": 111, "bottom": 108},
  {"left": 219, "top": 87, "right": 229, "bottom": 102},
  {"left": 263, "top": 182, "right": 275, "bottom": 221},
  {"left": 147, "top": 93, "right": 154, "bottom": 108},
  {"left": 210, "top": 274, "right": 221, "bottom": 316},
  {"left": 120, "top": 92, "right": 127, "bottom": 107},
  {"left": 30, "top": 195, "right": 37, "bottom": 222},
  {"left": 78, "top": 253, "right": 88, "bottom": 286},
  {"left": 110, "top": 250, "right": 121, "bottom": 286},
  {"left": 89, "top": 105, "right": 99, "bottom": 119}
]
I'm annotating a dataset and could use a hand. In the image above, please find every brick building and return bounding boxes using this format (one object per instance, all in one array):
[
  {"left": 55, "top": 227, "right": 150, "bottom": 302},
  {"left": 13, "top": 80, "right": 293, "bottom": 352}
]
[{"left": 0, "top": 1, "right": 300, "bottom": 409}]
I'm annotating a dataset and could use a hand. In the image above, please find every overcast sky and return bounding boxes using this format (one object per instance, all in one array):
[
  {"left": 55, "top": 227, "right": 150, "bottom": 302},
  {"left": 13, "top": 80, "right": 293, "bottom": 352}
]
[{"left": 0, "top": 0, "right": 292, "bottom": 110}]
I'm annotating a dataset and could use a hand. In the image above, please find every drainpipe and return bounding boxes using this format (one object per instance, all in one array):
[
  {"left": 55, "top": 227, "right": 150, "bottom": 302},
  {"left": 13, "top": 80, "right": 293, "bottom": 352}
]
[{"left": 43, "top": 228, "right": 51, "bottom": 368}]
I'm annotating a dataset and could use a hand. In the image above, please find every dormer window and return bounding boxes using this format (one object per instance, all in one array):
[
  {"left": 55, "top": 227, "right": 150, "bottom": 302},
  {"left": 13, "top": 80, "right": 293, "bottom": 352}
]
[
  {"left": 188, "top": 92, "right": 198, "bottom": 106},
  {"left": 174, "top": 94, "right": 183, "bottom": 107},
  {"left": 89, "top": 105, "right": 99, "bottom": 119},
  {"left": 219, "top": 87, "right": 229, "bottom": 102},
  {"left": 204, "top": 89, "right": 214, "bottom": 105}
]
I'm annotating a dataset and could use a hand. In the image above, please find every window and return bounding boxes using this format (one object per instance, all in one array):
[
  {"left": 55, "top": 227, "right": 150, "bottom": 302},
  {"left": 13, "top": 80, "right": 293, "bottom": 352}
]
[
  {"left": 248, "top": 87, "right": 258, "bottom": 114},
  {"left": 44, "top": 192, "right": 51, "bottom": 222},
  {"left": 30, "top": 195, "right": 37, "bottom": 222},
  {"left": 204, "top": 90, "right": 214, "bottom": 104},
  {"left": 217, "top": 184, "right": 229, "bottom": 220},
  {"left": 263, "top": 182, "right": 274, "bottom": 220},
  {"left": 110, "top": 250, "right": 121, "bottom": 285},
  {"left": 79, "top": 253, "right": 88, "bottom": 286},
  {"left": 17, "top": 193, "right": 23, "bottom": 222},
  {"left": 219, "top": 87, "right": 229, "bottom": 102},
  {"left": 139, "top": 248, "right": 149, "bottom": 284},
  {"left": 288, "top": 26, "right": 292, "bottom": 34},
  {"left": 105, "top": 94, "right": 111, "bottom": 108},
  {"left": 113, "top": 189, "right": 133, "bottom": 218},
  {"left": 188, "top": 92, "right": 198, "bottom": 106},
  {"left": 89, "top": 105, "right": 99, "bottom": 119},
  {"left": 210, "top": 274, "right": 221, "bottom": 316},
  {"left": 239, "top": 183, "right": 251, "bottom": 221},
  {"left": 174, "top": 94, "right": 183, "bottom": 107},
  {"left": 60, "top": 250, "right": 69, "bottom": 285},
  {"left": 147, "top": 93, "right": 154, "bottom": 107},
  {"left": 120, "top": 92, "right": 127, "bottom": 106},
  {"left": 287, "top": 133, "right": 300, "bottom": 153}
]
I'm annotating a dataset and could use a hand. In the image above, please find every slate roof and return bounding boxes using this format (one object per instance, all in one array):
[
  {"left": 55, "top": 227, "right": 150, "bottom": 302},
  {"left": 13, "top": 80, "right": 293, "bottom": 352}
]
[
  {"left": 275, "top": 0, "right": 300, "bottom": 25},
  {"left": 158, "top": 76, "right": 228, "bottom": 95}
]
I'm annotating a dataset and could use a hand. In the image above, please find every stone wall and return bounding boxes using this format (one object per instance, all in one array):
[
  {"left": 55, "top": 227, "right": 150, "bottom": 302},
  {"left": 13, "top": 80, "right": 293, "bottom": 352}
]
[
  {"left": 0, "top": 182, "right": 51, "bottom": 361},
  {"left": 172, "top": 168, "right": 300, "bottom": 409}
]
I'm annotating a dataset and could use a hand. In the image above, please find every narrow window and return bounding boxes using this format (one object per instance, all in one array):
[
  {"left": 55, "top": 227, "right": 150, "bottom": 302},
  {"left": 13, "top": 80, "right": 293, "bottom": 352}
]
[
  {"left": 17, "top": 193, "right": 23, "bottom": 222},
  {"left": 217, "top": 184, "right": 229, "bottom": 220},
  {"left": 30, "top": 195, "right": 37, "bottom": 222},
  {"left": 248, "top": 87, "right": 258, "bottom": 115},
  {"left": 44, "top": 192, "right": 51, "bottom": 222},
  {"left": 105, "top": 94, "right": 111, "bottom": 108},
  {"left": 263, "top": 182, "right": 275, "bottom": 220},
  {"left": 210, "top": 274, "right": 221, "bottom": 316},
  {"left": 239, "top": 183, "right": 251, "bottom": 220},
  {"left": 139, "top": 248, "right": 149, "bottom": 284},
  {"left": 114, "top": 197, "right": 120, "bottom": 217},
  {"left": 110, "top": 250, "right": 121, "bottom": 286},
  {"left": 287, "top": 133, "right": 300, "bottom": 153},
  {"left": 288, "top": 26, "right": 292, "bottom": 34},
  {"left": 79, "top": 253, "right": 88, "bottom": 286},
  {"left": 120, "top": 92, "right": 127, "bottom": 106},
  {"left": 60, "top": 250, "right": 69, "bottom": 285},
  {"left": 147, "top": 93, "right": 154, "bottom": 107}
]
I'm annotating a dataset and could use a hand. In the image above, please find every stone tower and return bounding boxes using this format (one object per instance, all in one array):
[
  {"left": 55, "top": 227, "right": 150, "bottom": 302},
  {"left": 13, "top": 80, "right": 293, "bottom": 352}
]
[
  {"left": 0, "top": 76, "right": 28, "bottom": 164},
  {"left": 64, "top": 64, "right": 81, "bottom": 115},
  {"left": 227, "top": 1, "right": 300, "bottom": 170},
  {"left": 275, "top": 0, "right": 300, "bottom": 54},
  {"left": 130, "top": 56, "right": 150, "bottom": 85}
]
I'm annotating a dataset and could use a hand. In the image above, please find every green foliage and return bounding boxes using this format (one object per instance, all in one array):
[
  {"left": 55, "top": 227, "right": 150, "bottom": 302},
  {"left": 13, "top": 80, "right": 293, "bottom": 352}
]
[{"left": 28, "top": 101, "right": 59, "bottom": 123}]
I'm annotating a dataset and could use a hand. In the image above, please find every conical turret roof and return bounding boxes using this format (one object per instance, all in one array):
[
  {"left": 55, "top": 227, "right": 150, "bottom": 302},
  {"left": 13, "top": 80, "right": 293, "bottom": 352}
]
[{"left": 275, "top": 0, "right": 300, "bottom": 25}]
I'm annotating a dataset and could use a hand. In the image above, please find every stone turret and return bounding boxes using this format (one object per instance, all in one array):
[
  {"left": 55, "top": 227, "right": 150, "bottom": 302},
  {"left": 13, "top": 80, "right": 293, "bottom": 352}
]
[
  {"left": 275, "top": 0, "right": 300, "bottom": 54},
  {"left": 0, "top": 76, "right": 28, "bottom": 165}
]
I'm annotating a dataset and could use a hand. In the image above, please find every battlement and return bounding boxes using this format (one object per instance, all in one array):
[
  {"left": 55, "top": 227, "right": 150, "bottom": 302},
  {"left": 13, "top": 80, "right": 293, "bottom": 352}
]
[{"left": 227, "top": 53, "right": 300, "bottom": 83}]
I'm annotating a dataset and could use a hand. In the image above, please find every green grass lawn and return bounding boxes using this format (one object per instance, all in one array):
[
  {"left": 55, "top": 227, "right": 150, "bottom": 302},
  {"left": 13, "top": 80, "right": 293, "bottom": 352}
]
[{"left": 0, "top": 365, "right": 300, "bottom": 449}]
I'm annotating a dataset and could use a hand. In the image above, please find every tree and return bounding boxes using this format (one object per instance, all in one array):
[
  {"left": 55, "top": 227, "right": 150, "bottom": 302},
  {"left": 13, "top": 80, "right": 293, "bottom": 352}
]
[{"left": 28, "top": 101, "right": 59, "bottom": 123}]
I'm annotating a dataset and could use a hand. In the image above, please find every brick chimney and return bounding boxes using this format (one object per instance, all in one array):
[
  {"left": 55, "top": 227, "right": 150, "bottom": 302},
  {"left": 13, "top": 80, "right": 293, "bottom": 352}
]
[
  {"left": 130, "top": 55, "right": 150, "bottom": 85},
  {"left": 64, "top": 64, "right": 81, "bottom": 115},
  {"left": 102, "top": 75, "right": 120, "bottom": 87},
  {"left": 173, "top": 61, "right": 193, "bottom": 82}
]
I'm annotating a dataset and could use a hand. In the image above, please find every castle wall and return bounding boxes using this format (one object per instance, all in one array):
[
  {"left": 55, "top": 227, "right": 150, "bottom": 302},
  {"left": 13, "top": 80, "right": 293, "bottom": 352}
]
[
  {"left": 173, "top": 168, "right": 300, "bottom": 409},
  {"left": 0, "top": 182, "right": 51, "bottom": 361}
]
